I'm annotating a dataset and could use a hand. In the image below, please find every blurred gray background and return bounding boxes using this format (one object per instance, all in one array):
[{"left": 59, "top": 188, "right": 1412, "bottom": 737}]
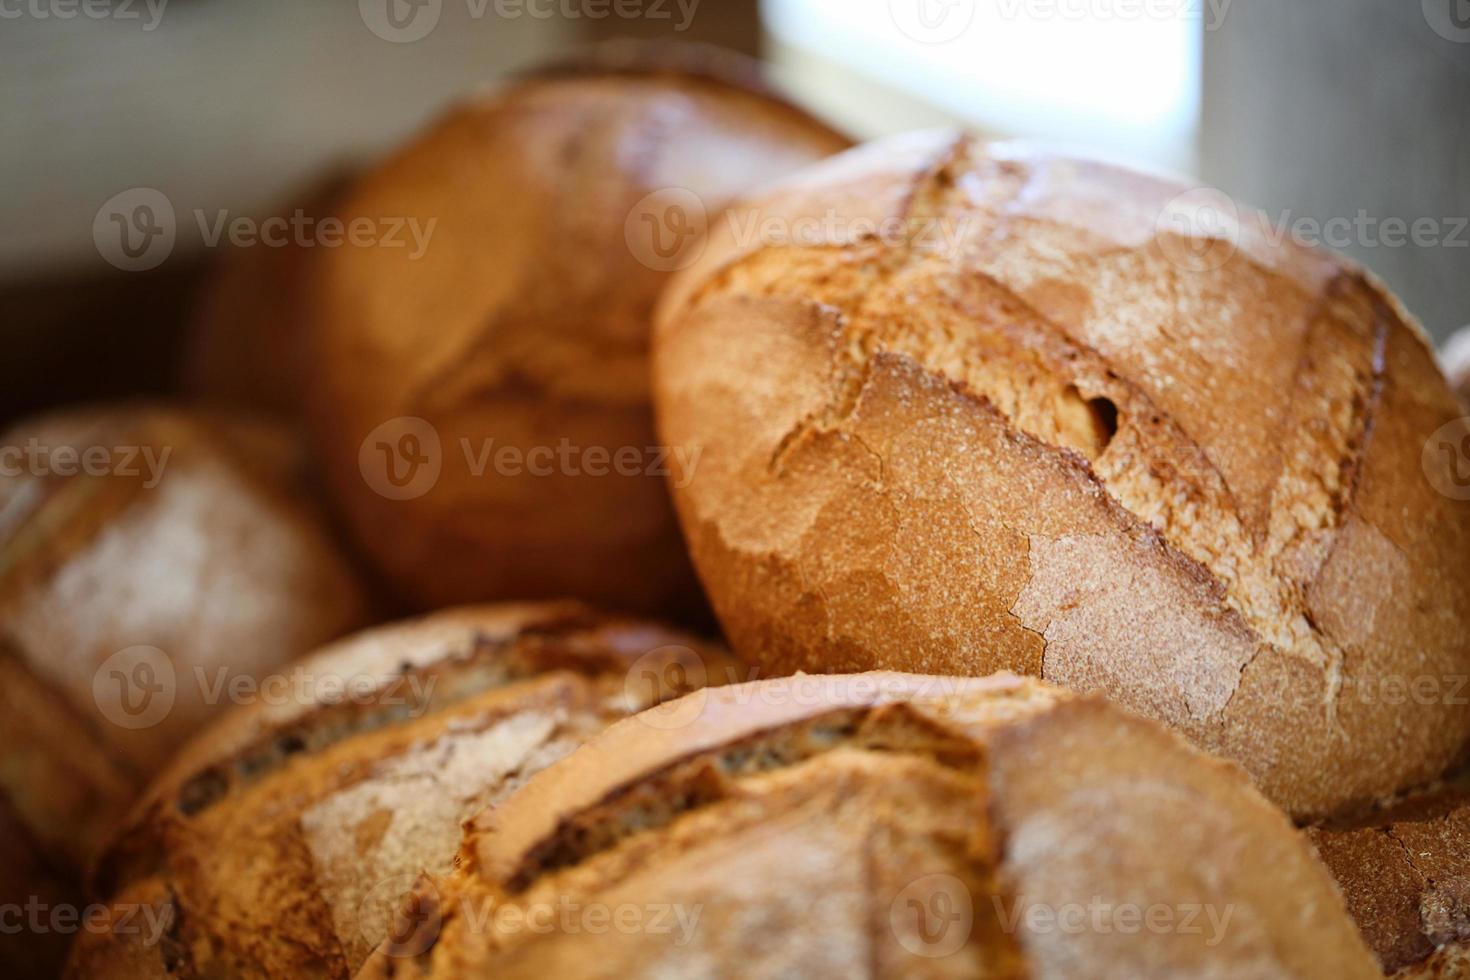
[{"left": 1, "top": 0, "right": 1465, "bottom": 421}]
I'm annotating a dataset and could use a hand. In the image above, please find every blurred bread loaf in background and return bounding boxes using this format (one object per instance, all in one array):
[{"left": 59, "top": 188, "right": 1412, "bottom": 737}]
[
  {"left": 0, "top": 403, "right": 368, "bottom": 975},
  {"left": 184, "top": 171, "right": 356, "bottom": 419},
  {"left": 308, "top": 42, "right": 850, "bottom": 619}
]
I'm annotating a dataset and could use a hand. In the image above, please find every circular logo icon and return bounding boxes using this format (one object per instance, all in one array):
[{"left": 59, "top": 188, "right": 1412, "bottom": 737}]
[
  {"left": 1423, "top": 416, "right": 1470, "bottom": 499},
  {"left": 1424, "top": 0, "right": 1470, "bottom": 42},
  {"left": 889, "top": 0, "right": 976, "bottom": 44},
  {"left": 359, "top": 417, "right": 442, "bottom": 501},
  {"left": 625, "top": 188, "right": 709, "bottom": 272},
  {"left": 359, "top": 0, "right": 442, "bottom": 42},
  {"left": 93, "top": 188, "right": 176, "bottom": 272},
  {"left": 93, "top": 646, "right": 176, "bottom": 730},
  {"left": 624, "top": 645, "right": 710, "bottom": 731},
  {"left": 1154, "top": 186, "right": 1241, "bottom": 273},
  {"left": 889, "top": 873, "right": 974, "bottom": 959},
  {"left": 360, "top": 874, "right": 441, "bottom": 958}
]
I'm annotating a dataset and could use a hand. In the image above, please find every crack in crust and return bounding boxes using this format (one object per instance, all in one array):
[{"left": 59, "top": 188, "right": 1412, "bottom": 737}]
[{"left": 668, "top": 135, "right": 1388, "bottom": 726}]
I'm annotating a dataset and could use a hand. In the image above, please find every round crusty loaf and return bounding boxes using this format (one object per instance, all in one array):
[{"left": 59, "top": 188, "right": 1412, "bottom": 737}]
[
  {"left": 308, "top": 43, "right": 851, "bottom": 617},
  {"left": 1306, "top": 774, "right": 1470, "bottom": 978},
  {"left": 66, "top": 603, "right": 739, "bottom": 980},
  {"left": 653, "top": 130, "right": 1470, "bottom": 820},
  {"left": 361, "top": 671, "right": 1378, "bottom": 979},
  {"left": 0, "top": 403, "right": 367, "bottom": 977}
]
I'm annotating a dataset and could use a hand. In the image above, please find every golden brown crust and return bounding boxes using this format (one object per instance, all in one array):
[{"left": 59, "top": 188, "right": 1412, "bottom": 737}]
[
  {"left": 308, "top": 45, "right": 851, "bottom": 617},
  {"left": 361, "top": 672, "right": 1378, "bottom": 979},
  {"left": 652, "top": 130, "right": 1470, "bottom": 818},
  {"left": 68, "top": 604, "right": 741, "bottom": 980},
  {"left": 1306, "top": 775, "right": 1470, "bottom": 976},
  {"left": 0, "top": 403, "right": 368, "bottom": 976},
  {"left": 184, "top": 170, "right": 356, "bottom": 417}
]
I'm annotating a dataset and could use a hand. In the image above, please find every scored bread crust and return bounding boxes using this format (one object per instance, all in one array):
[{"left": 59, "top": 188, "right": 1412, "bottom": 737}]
[
  {"left": 67, "top": 603, "right": 741, "bottom": 980},
  {"left": 361, "top": 671, "right": 1379, "bottom": 979},
  {"left": 1306, "top": 775, "right": 1470, "bottom": 977},
  {"left": 652, "top": 130, "right": 1470, "bottom": 819},
  {"left": 308, "top": 43, "right": 851, "bottom": 617},
  {"left": 0, "top": 404, "right": 367, "bottom": 976}
]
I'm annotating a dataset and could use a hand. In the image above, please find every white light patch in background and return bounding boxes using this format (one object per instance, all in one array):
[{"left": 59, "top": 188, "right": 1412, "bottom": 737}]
[{"left": 763, "top": 0, "right": 1203, "bottom": 173}]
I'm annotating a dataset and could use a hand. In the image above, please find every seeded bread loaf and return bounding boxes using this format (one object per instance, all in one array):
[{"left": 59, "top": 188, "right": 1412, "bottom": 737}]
[
  {"left": 653, "top": 131, "right": 1470, "bottom": 819},
  {"left": 308, "top": 42, "right": 851, "bottom": 617},
  {"left": 0, "top": 403, "right": 367, "bottom": 977},
  {"left": 66, "top": 603, "right": 739, "bottom": 980},
  {"left": 360, "top": 671, "right": 1378, "bottom": 979},
  {"left": 1306, "top": 774, "right": 1470, "bottom": 977}
]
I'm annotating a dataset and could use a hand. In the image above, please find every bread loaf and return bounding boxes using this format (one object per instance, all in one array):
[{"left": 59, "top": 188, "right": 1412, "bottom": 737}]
[
  {"left": 66, "top": 603, "right": 739, "bottom": 979},
  {"left": 185, "top": 172, "right": 354, "bottom": 417},
  {"left": 653, "top": 131, "right": 1470, "bottom": 819},
  {"left": 309, "top": 43, "right": 850, "bottom": 617},
  {"left": 0, "top": 403, "right": 367, "bottom": 976},
  {"left": 1306, "top": 775, "right": 1470, "bottom": 977},
  {"left": 361, "top": 671, "right": 1378, "bottom": 979}
]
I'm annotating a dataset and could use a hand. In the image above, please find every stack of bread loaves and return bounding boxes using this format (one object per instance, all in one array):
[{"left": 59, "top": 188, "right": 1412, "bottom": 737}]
[
  {"left": 67, "top": 604, "right": 738, "bottom": 979},
  {"left": 17, "top": 42, "right": 1470, "bottom": 980}
]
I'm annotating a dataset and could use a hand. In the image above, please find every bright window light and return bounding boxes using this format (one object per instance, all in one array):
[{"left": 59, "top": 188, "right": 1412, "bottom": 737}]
[{"left": 763, "top": 0, "right": 1202, "bottom": 171}]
